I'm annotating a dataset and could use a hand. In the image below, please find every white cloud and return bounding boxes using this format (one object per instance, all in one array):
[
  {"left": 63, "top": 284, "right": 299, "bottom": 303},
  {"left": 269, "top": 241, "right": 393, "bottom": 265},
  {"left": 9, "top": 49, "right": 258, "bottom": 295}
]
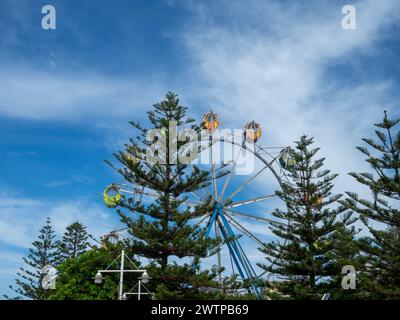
[
  {"left": 0, "top": 249, "right": 25, "bottom": 298},
  {"left": 0, "top": 67, "right": 166, "bottom": 121},
  {"left": 0, "top": 189, "right": 116, "bottom": 248},
  {"left": 174, "top": 1, "right": 400, "bottom": 261},
  {"left": 180, "top": 0, "right": 400, "bottom": 198}
]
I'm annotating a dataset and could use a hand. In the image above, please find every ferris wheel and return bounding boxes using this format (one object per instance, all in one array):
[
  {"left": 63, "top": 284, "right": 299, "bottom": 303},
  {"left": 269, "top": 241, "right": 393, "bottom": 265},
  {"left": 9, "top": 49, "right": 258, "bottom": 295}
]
[{"left": 100, "top": 111, "right": 296, "bottom": 299}]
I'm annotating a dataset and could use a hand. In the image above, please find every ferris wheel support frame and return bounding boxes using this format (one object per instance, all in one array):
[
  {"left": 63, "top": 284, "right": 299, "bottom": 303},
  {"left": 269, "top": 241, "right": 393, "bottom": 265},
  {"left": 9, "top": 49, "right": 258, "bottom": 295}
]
[
  {"left": 205, "top": 202, "right": 263, "bottom": 299},
  {"left": 197, "top": 136, "right": 289, "bottom": 300}
]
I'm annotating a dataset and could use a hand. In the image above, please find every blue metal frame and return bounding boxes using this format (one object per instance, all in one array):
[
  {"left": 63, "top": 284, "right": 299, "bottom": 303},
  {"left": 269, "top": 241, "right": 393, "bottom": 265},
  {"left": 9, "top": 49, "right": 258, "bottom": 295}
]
[{"left": 205, "top": 202, "right": 262, "bottom": 299}]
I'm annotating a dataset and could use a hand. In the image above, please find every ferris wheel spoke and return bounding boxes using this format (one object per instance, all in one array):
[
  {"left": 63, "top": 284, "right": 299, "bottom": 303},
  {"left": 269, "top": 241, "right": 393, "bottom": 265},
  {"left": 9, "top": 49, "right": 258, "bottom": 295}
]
[
  {"left": 193, "top": 212, "right": 211, "bottom": 228},
  {"left": 185, "top": 200, "right": 202, "bottom": 207},
  {"left": 224, "top": 212, "right": 268, "bottom": 249},
  {"left": 215, "top": 217, "right": 222, "bottom": 282},
  {"left": 225, "top": 208, "right": 285, "bottom": 225},
  {"left": 191, "top": 190, "right": 208, "bottom": 202},
  {"left": 202, "top": 187, "right": 212, "bottom": 198},
  {"left": 136, "top": 186, "right": 145, "bottom": 220},
  {"left": 119, "top": 188, "right": 159, "bottom": 199},
  {"left": 217, "top": 147, "right": 242, "bottom": 203},
  {"left": 225, "top": 166, "right": 268, "bottom": 202},
  {"left": 268, "top": 152, "right": 282, "bottom": 165},
  {"left": 211, "top": 162, "right": 218, "bottom": 201},
  {"left": 198, "top": 135, "right": 220, "bottom": 154},
  {"left": 121, "top": 186, "right": 202, "bottom": 209},
  {"left": 112, "top": 227, "right": 129, "bottom": 233},
  {"left": 226, "top": 194, "right": 276, "bottom": 209},
  {"left": 229, "top": 247, "right": 236, "bottom": 277},
  {"left": 195, "top": 184, "right": 211, "bottom": 199}
]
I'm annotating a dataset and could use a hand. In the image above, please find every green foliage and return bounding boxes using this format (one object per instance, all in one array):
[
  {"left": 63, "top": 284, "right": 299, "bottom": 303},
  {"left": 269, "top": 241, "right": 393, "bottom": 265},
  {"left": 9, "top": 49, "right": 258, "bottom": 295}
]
[
  {"left": 258, "top": 135, "right": 358, "bottom": 299},
  {"left": 8, "top": 218, "right": 60, "bottom": 300},
  {"left": 322, "top": 226, "right": 369, "bottom": 299},
  {"left": 49, "top": 244, "right": 141, "bottom": 300},
  {"left": 342, "top": 111, "right": 400, "bottom": 299},
  {"left": 145, "top": 262, "right": 255, "bottom": 300},
  {"left": 150, "top": 263, "right": 218, "bottom": 300}
]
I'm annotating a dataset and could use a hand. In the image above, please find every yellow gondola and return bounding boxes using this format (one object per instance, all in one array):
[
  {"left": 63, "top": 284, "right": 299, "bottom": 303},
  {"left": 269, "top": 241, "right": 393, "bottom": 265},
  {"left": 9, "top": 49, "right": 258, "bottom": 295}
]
[
  {"left": 244, "top": 121, "right": 262, "bottom": 143},
  {"left": 202, "top": 111, "right": 219, "bottom": 132},
  {"left": 103, "top": 184, "right": 121, "bottom": 208}
]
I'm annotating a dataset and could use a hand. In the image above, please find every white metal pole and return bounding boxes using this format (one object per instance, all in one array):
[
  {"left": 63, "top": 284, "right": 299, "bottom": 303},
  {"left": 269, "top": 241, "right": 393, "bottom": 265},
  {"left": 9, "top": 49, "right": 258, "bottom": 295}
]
[
  {"left": 138, "top": 279, "right": 141, "bottom": 300},
  {"left": 119, "top": 250, "right": 125, "bottom": 300}
]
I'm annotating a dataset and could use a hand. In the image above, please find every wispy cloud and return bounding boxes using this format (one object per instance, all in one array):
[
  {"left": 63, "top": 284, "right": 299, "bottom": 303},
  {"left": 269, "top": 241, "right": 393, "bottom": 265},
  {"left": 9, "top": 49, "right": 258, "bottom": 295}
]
[
  {"left": 43, "top": 174, "right": 94, "bottom": 188},
  {"left": 0, "top": 184, "right": 122, "bottom": 296},
  {"left": 179, "top": 0, "right": 400, "bottom": 197},
  {"left": 0, "top": 67, "right": 167, "bottom": 121},
  {"left": 0, "top": 189, "right": 115, "bottom": 248}
]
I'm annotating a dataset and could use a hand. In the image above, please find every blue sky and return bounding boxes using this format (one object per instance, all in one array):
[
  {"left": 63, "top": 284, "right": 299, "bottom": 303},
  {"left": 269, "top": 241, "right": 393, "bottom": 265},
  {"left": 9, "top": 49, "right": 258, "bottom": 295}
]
[{"left": 1, "top": 0, "right": 400, "bottom": 298}]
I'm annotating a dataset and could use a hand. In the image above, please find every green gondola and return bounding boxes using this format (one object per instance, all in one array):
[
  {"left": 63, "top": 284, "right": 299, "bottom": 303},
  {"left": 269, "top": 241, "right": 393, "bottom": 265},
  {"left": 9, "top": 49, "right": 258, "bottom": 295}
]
[
  {"left": 279, "top": 148, "right": 296, "bottom": 170},
  {"left": 103, "top": 184, "right": 121, "bottom": 208}
]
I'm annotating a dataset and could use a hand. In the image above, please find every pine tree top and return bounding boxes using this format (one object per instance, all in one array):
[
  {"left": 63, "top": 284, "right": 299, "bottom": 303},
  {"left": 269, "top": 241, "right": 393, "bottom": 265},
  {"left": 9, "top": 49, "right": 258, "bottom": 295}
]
[
  {"left": 345, "top": 111, "right": 400, "bottom": 227},
  {"left": 58, "top": 221, "right": 90, "bottom": 261},
  {"left": 9, "top": 217, "right": 59, "bottom": 300}
]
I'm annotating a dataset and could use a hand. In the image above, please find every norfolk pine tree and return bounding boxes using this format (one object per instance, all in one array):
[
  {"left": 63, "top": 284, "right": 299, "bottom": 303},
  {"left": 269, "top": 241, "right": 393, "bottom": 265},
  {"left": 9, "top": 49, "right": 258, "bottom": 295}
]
[
  {"left": 49, "top": 243, "right": 142, "bottom": 300},
  {"left": 106, "top": 92, "right": 226, "bottom": 299},
  {"left": 8, "top": 217, "right": 59, "bottom": 300},
  {"left": 342, "top": 111, "right": 400, "bottom": 299},
  {"left": 258, "top": 135, "right": 358, "bottom": 299}
]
